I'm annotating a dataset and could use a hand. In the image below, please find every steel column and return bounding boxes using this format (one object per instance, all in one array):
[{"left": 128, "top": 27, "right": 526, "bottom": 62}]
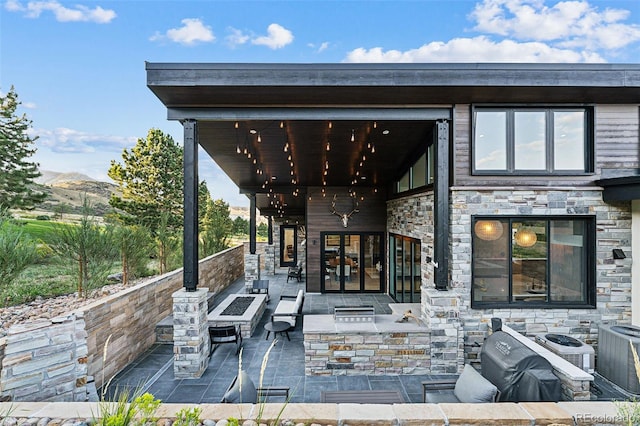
[
  {"left": 183, "top": 120, "right": 199, "bottom": 291},
  {"left": 249, "top": 193, "right": 257, "bottom": 254},
  {"left": 434, "top": 120, "right": 450, "bottom": 291}
]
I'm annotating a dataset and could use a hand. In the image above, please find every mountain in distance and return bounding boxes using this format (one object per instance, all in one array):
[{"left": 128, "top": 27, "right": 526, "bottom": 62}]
[
  {"left": 32, "top": 170, "right": 259, "bottom": 221},
  {"left": 35, "top": 170, "right": 98, "bottom": 186}
]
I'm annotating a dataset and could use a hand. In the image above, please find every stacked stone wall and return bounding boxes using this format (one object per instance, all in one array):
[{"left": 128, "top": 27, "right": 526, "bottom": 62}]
[
  {"left": 0, "top": 315, "right": 89, "bottom": 402},
  {"left": 304, "top": 331, "right": 430, "bottom": 375},
  {"left": 450, "top": 189, "right": 632, "bottom": 366},
  {"left": 0, "top": 245, "right": 244, "bottom": 400}
]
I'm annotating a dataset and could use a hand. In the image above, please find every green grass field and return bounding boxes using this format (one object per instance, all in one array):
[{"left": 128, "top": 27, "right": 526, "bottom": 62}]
[{"left": 19, "top": 219, "right": 74, "bottom": 244}]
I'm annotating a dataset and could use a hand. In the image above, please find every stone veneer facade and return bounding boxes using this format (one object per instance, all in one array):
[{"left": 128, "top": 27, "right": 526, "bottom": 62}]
[{"left": 386, "top": 188, "right": 633, "bottom": 373}]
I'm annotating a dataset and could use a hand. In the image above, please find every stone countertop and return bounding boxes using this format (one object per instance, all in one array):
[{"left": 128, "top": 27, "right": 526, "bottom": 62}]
[{"left": 303, "top": 314, "right": 427, "bottom": 334}]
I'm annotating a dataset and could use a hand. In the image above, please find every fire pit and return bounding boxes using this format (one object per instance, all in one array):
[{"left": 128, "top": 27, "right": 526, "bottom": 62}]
[{"left": 207, "top": 293, "right": 267, "bottom": 337}]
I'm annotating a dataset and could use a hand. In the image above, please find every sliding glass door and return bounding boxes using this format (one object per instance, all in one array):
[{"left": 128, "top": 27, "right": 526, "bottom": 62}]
[{"left": 390, "top": 234, "right": 421, "bottom": 303}]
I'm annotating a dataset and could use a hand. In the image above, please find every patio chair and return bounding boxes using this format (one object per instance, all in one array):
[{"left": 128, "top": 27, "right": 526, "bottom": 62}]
[
  {"left": 209, "top": 324, "right": 242, "bottom": 356},
  {"left": 287, "top": 262, "right": 302, "bottom": 282},
  {"left": 422, "top": 364, "right": 500, "bottom": 403},
  {"left": 249, "top": 279, "right": 269, "bottom": 301},
  {"left": 221, "top": 370, "right": 290, "bottom": 403}
]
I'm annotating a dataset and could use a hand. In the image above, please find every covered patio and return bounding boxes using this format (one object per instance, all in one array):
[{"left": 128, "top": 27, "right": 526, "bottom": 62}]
[{"left": 104, "top": 267, "right": 432, "bottom": 404}]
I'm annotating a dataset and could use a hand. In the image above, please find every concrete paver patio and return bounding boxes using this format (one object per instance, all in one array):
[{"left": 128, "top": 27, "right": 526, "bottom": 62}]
[
  {"left": 104, "top": 268, "right": 430, "bottom": 404},
  {"left": 104, "top": 267, "right": 630, "bottom": 404}
]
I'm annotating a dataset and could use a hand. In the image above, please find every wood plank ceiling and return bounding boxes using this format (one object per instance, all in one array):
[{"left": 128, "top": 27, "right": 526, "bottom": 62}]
[{"left": 198, "top": 119, "right": 434, "bottom": 217}]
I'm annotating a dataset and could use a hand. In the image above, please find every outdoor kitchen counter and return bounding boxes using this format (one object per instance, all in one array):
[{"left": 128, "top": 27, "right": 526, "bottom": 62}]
[
  {"left": 303, "top": 314, "right": 430, "bottom": 376},
  {"left": 303, "top": 314, "right": 426, "bottom": 334}
]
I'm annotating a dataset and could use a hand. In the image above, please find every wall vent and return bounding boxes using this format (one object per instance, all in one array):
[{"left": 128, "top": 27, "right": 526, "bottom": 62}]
[
  {"left": 535, "top": 333, "right": 595, "bottom": 373},
  {"left": 598, "top": 324, "right": 640, "bottom": 394}
]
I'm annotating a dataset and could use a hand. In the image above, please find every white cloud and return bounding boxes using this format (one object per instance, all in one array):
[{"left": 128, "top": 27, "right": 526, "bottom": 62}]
[
  {"left": 308, "top": 41, "right": 330, "bottom": 53},
  {"left": 344, "top": 0, "right": 638, "bottom": 63},
  {"left": 251, "top": 23, "right": 294, "bottom": 49},
  {"left": 150, "top": 18, "right": 215, "bottom": 46},
  {"left": 6, "top": 0, "right": 116, "bottom": 23},
  {"left": 469, "top": 0, "right": 640, "bottom": 50},
  {"left": 344, "top": 36, "right": 605, "bottom": 63},
  {"left": 32, "top": 127, "right": 136, "bottom": 154},
  {"left": 226, "top": 27, "right": 250, "bottom": 47}
]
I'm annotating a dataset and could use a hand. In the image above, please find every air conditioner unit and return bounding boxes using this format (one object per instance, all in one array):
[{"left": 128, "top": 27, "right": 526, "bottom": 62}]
[
  {"left": 535, "top": 333, "right": 595, "bottom": 373},
  {"left": 598, "top": 324, "right": 640, "bottom": 394}
]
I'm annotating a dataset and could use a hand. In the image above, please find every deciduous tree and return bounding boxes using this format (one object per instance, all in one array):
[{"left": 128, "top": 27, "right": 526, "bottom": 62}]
[
  {"left": 199, "top": 197, "right": 233, "bottom": 257},
  {"left": 0, "top": 87, "right": 45, "bottom": 210}
]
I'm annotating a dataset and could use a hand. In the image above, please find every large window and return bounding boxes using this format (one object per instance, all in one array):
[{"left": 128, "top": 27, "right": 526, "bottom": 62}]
[
  {"left": 473, "top": 107, "right": 593, "bottom": 174},
  {"left": 395, "top": 144, "right": 435, "bottom": 194},
  {"left": 471, "top": 216, "right": 595, "bottom": 308}
]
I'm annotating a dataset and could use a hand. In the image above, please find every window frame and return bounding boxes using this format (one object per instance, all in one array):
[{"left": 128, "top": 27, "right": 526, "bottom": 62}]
[
  {"left": 471, "top": 215, "right": 597, "bottom": 309},
  {"left": 395, "top": 143, "right": 435, "bottom": 194},
  {"left": 471, "top": 105, "right": 594, "bottom": 176}
]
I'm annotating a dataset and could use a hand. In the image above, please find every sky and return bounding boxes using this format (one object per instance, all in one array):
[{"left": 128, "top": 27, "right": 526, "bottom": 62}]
[{"left": 1, "top": 0, "right": 639, "bottom": 207}]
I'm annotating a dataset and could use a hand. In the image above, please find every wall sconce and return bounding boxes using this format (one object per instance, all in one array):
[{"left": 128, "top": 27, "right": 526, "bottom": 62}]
[
  {"left": 613, "top": 249, "right": 626, "bottom": 259},
  {"left": 474, "top": 220, "right": 504, "bottom": 241}
]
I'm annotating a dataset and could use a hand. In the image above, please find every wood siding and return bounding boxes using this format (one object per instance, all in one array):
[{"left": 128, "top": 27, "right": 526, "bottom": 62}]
[
  {"left": 306, "top": 187, "right": 387, "bottom": 292},
  {"left": 453, "top": 104, "right": 640, "bottom": 187},
  {"left": 596, "top": 104, "right": 640, "bottom": 175}
]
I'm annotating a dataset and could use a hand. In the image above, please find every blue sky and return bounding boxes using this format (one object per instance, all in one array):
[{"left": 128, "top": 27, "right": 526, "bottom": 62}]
[{"left": 2, "top": 0, "right": 639, "bottom": 207}]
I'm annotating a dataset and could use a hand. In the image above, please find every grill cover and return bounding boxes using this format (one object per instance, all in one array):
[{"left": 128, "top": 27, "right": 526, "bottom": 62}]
[{"left": 481, "top": 331, "right": 561, "bottom": 402}]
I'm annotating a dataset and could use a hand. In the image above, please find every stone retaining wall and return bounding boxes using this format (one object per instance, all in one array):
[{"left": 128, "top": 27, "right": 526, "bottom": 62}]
[
  {"left": 0, "top": 245, "right": 244, "bottom": 401},
  {"left": 0, "top": 315, "right": 90, "bottom": 402},
  {"left": 0, "top": 400, "right": 632, "bottom": 426},
  {"left": 304, "top": 331, "right": 431, "bottom": 375}
]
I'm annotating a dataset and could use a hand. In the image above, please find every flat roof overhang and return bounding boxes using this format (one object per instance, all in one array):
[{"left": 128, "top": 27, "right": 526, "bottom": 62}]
[
  {"left": 146, "top": 62, "right": 640, "bottom": 216},
  {"left": 597, "top": 175, "right": 640, "bottom": 202}
]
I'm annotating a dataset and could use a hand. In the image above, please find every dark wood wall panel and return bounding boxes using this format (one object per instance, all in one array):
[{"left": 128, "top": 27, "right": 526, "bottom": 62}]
[{"left": 306, "top": 187, "right": 387, "bottom": 292}]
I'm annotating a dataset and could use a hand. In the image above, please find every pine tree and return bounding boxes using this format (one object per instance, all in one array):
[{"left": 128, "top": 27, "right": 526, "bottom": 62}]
[
  {"left": 108, "top": 128, "right": 184, "bottom": 232},
  {"left": 0, "top": 86, "right": 45, "bottom": 210}
]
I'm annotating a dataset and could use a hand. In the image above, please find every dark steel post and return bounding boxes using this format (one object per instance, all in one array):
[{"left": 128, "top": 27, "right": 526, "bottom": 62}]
[
  {"left": 249, "top": 193, "right": 257, "bottom": 254},
  {"left": 183, "top": 119, "right": 199, "bottom": 291},
  {"left": 268, "top": 216, "right": 273, "bottom": 245},
  {"left": 434, "top": 120, "right": 450, "bottom": 291}
]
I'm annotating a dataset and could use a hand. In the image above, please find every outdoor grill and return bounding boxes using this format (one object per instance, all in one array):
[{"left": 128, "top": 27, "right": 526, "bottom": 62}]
[{"left": 481, "top": 330, "right": 561, "bottom": 402}]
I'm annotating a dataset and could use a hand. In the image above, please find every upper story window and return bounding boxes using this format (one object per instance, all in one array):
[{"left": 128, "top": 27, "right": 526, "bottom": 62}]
[
  {"left": 472, "top": 107, "right": 594, "bottom": 175},
  {"left": 396, "top": 144, "right": 434, "bottom": 194}
]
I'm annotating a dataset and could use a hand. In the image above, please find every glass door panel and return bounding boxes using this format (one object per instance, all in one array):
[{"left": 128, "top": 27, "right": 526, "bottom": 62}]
[
  {"left": 344, "top": 234, "right": 360, "bottom": 291},
  {"left": 389, "top": 234, "right": 421, "bottom": 303},
  {"left": 364, "top": 235, "right": 382, "bottom": 291},
  {"left": 323, "top": 234, "right": 340, "bottom": 291},
  {"left": 280, "top": 225, "right": 297, "bottom": 266},
  {"left": 412, "top": 241, "right": 421, "bottom": 301}
]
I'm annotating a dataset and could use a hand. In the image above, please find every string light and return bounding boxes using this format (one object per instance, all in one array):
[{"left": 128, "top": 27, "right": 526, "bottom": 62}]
[
  {"left": 257, "top": 132, "right": 262, "bottom": 143},
  {"left": 351, "top": 129, "right": 355, "bottom": 142}
]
